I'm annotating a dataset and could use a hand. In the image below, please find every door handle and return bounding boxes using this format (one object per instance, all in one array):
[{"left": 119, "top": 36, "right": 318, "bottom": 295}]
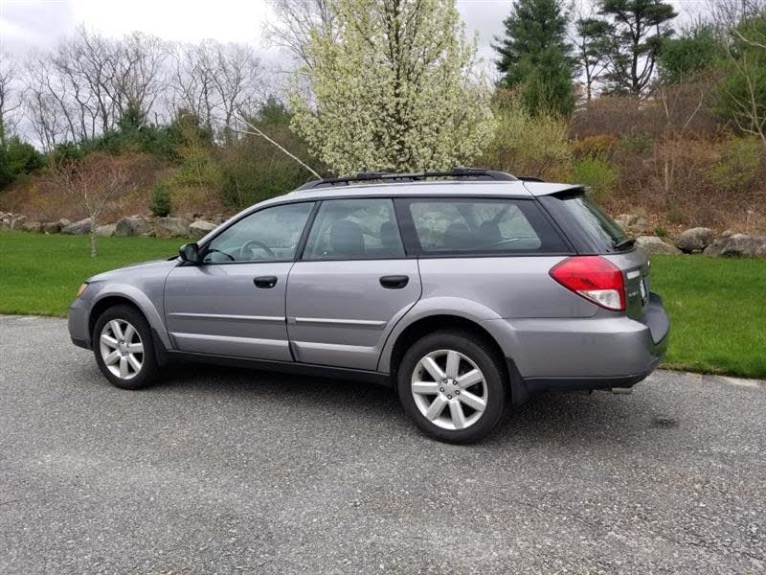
[
  {"left": 380, "top": 275, "right": 409, "bottom": 289},
  {"left": 253, "top": 276, "right": 278, "bottom": 289}
]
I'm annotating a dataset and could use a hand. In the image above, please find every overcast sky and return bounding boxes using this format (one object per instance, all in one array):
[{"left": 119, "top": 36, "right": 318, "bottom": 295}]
[{"left": 1, "top": 0, "right": 707, "bottom": 71}]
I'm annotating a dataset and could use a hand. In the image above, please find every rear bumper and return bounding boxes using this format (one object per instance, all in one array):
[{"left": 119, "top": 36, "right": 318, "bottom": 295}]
[{"left": 483, "top": 293, "right": 669, "bottom": 396}]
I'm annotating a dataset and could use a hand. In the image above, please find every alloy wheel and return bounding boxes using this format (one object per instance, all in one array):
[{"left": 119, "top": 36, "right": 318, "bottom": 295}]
[
  {"left": 99, "top": 319, "right": 145, "bottom": 381},
  {"left": 410, "top": 349, "right": 488, "bottom": 431}
]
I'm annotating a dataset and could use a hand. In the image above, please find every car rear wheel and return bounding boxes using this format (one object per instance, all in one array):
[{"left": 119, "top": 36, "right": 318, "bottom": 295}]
[
  {"left": 397, "top": 331, "right": 506, "bottom": 444},
  {"left": 93, "top": 305, "right": 158, "bottom": 390}
]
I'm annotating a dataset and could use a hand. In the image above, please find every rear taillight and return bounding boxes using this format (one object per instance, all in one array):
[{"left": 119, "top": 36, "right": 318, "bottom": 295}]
[{"left": 549, "top": 256, "right": 626, "bottom": 311}]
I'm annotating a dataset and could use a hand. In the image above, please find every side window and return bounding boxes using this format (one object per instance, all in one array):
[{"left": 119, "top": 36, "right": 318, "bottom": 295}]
[
  {"left": 407, "top": 199, "right": 566, "bottom": 254},
  {"left": 202, "top": 202, "right": 314, "bottom": 263},
  {"left": 303, "top": 198, "right": 405, "bottom": 260}
]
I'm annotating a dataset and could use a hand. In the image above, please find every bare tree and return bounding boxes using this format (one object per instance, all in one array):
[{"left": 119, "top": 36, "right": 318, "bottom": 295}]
[
  {"left": 169, "top": 40, "right": 263, "bottom": 141},
  {"left": 23, "top": 55, "right": 74, "bottom": 150},
  {"left": 711, "top": 0, "right": 766, "bottom": 145},
  {"left": 265, "top": 0, "right": 338, "bottom": 66},
  {"left": 169, "top": 43, "right": 216, "bottom": 132},
  {"left": 53, "top": 27, "right": 114, "bottom": 139},
  {"left": 53, "top": 153, "right": 136, "bottom": 257},
  {"left": 106, "top": 32, "right": 169, "bottom": 124},
  {"left": 24, "top": 27, "right": 170, "bottom": 146},
  {"left": 21, "top": 30, "right": 260, "bottom": 148},
  {"left": 654, "top": 82, "right": 707, "bottom": 196},
  {"left": 709, "top": 0, "right": 765, "bottom": 28},
  {"left": 0, "top": 54, "right": 23, "bottom": 144}
]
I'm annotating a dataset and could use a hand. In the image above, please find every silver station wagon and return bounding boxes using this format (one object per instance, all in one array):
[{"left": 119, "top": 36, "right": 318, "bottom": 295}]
[{"left": 69, "top": 168, "right": 669, "bottom": 443}]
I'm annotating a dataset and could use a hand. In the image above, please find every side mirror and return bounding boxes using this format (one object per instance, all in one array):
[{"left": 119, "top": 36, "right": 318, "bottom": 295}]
[{"left": 179, "top": 243, "right": 201, "bottom": 264}]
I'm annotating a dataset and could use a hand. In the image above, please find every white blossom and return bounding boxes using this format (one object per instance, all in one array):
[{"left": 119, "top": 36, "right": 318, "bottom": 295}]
[{"left": 289, "top": 0, "right": 495, "bottom": 175}]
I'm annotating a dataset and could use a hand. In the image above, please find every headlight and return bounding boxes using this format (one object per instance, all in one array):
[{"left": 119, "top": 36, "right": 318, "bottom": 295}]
[{"left": 76, "top": 283, "right": 89, "bottom": 298}]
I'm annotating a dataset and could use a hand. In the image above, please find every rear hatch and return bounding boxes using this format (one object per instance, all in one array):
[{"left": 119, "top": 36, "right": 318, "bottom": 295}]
[{"left": 541, "top": 191, "right": 651, "bottom": 321}]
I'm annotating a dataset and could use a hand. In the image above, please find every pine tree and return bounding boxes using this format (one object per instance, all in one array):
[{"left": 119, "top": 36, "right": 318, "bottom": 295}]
[
  {"left": 598, "top": 0, "right": 678, "bottom": 95},
  {"left": 493, "top": 0, "right": 576, "bottom": 116}
]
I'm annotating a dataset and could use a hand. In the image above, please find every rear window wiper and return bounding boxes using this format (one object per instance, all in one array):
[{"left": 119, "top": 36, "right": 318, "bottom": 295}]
[{"left": 614, "top": 237, "right": 636, "bottom": 251}]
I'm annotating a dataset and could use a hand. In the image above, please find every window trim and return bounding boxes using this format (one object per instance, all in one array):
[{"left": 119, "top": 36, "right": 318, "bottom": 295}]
[
  {"left": 197, "top": 200, "right": 317, "bottom": 266},
  {"left": 394, "top": 196, "right": 573, "bottom": 258},
  {"left": 298, "top": 198, "right": 409, "bottom": 262}
]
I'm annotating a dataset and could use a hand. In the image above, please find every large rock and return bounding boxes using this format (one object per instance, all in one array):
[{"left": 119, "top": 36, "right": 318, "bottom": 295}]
[
  {"left": 62, "top": 218, "right": 92, "bottom": 235},
  {"left": 23, "top": 221, "right": 43, "bottom": 233},
  {"left": 115, "top": 215, "right": 152, "bottom": 237},
  {"left": 154, "top": 216, "right": 191, "bottom": 238},
  {"left": 96, "top": 223, "right": 116, "bottom": 237},
  {"left": 10, "top": 215, "right": 27, "bottom": 230},
  {"left": 704, "top": 234, "right": 766, "bottom": 258},
  {"left": 614, "top": 213, "right": 648, "bottom": 233},
  {"left": 188, "top": 219, "right": 217, "bottom": 240},
  {"left": 675, "top": 227, "right": 714, "bottom": 254},
  {"left": 42, "top": 221, "right": 62, "bottom": 234},
  {"left": 0, "top": 214, "right": 11, "bottom": 230},
  {"left": 636, "top": 236, "right": 682, "bottom": 255}
]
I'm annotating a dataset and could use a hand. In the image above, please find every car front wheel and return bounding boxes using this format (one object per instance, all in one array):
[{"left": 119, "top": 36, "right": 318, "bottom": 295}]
[
  {"left": 93, "top": 305, "right": 158, "bottom": 390},
  {"left": 397, "top": 331, "right": 506, "bottom": 444}
]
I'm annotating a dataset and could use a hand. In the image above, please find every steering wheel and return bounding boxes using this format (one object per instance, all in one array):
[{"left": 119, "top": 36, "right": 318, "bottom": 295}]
[
  {"left": 203, "top": 248, "right": 235, "bottom": 262},
  {"left": 239, "top": 239, "right": 275, "bottom": 260}
]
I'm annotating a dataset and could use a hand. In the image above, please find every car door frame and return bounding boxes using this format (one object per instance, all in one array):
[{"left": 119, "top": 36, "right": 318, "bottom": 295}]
[
  {"left": 285, "top": 196, "right": 423, "bottom": 371},
  {"left": 163, "top": 200, "right": 320, "bottom": 361}
]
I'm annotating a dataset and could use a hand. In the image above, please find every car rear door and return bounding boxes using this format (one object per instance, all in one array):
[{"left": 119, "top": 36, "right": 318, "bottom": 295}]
[{"left": 285, "top": 198, "right": 421, "bottom": 371}]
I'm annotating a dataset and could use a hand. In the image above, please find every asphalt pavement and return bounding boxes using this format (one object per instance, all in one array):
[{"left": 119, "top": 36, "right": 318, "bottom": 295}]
[{"left": 1, "top": 315, "right": 765, "bottom": 574}]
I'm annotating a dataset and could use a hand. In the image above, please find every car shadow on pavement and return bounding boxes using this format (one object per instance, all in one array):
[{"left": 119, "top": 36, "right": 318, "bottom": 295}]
[
  {"left": 489, "top": 388, "right": 665, "bottom": 447},
  {"left": 153, "top": 364, "right": 663, "bottom": 446},
  {"left": 159, "top": 363, "right": 401, "bottom": 409}
]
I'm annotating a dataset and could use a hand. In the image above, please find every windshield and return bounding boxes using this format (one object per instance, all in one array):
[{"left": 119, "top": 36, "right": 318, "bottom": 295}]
[{"left": 561, "top": 194, "right": 629, "bottom": 251}]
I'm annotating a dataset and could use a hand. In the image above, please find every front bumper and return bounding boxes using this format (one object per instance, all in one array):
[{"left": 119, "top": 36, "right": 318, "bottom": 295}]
[
  {"left": 483, "top": 293, "right": 670, "bottom": 395},
  {"left": 68, "top": 297, "right": 92, "bottom": 350}
]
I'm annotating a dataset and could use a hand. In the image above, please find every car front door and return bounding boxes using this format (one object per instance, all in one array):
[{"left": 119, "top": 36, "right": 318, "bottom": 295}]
[
  {"left": 286, "top": 198, "right": 421, "bottom": 371},
  {"left": 164, "top": 202, "right": 314, "bottom": 361}
]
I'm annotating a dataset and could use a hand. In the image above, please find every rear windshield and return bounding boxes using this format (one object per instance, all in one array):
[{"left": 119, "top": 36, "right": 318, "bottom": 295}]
[{"left": 561, "top": 194, "right": 629, "bottom": 251}]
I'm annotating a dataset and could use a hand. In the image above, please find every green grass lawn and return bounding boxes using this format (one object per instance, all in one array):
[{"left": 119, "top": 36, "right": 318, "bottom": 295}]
[
  {"left": 0, "top": 232, "right": 182, "bottom": 316},
  {"left": 650, "top": 255, "right": 766, "bottom": 379},
  {"left": 2, "top": 231, "right": 765, "bottom": 379}
]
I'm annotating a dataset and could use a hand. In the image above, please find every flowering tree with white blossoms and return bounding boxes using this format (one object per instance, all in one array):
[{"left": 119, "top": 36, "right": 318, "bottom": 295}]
[{"left": 289, "top": 0, "right": 494, "bottom": 175}]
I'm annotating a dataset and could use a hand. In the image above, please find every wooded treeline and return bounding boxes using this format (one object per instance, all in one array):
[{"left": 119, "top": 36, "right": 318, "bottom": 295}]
[{"left": 1, "top": 0, "right": 765, "bottom": 233}]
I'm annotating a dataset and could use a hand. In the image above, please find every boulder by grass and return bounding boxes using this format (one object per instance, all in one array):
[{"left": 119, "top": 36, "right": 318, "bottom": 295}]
[
  {"left": 704, "top": 234, "right": 766, "bottom": 258},
  {"left": 675, "top": 227, "right": 714, "bottom": 254},
  {"left": 154, "top": 217, "right": 192, "bottom": 238},
  {"left": 62, "top": 218, "right": 92, "bottom": 235},
  {"left": 188, "top": 220, "right": 217, "bottom": 240},
  {"left": 115, "top": 216, "right": 152, "bottom": 237},
  {"left": 636, "top": 236, "right": 682, "bottom": 255}
]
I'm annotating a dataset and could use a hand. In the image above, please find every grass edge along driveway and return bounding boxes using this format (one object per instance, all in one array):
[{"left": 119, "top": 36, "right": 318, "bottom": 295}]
[{"left": 1, "top": 232, "right": 764, "bottom": 379}]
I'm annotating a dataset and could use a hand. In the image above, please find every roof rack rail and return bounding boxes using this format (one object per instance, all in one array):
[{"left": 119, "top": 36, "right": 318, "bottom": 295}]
[{"left": 295, "top": 167, "right": 517, "bottom": 190}]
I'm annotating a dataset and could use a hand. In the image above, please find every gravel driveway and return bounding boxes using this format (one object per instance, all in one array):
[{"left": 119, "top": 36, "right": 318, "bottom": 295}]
[{"left": 1, "top": 315, "right": 765, "bottom": 574}]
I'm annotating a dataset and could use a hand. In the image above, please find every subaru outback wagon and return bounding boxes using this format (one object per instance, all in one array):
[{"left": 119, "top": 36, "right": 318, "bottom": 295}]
[{"left": 69, "top": 168, "right": 669, "bottom": 443}]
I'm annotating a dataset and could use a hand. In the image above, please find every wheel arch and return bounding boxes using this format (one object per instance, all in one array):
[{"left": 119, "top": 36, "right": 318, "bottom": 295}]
[
  {"left": 88, "top": 286, "right": 172, "bottom": 357},
  {"left": 385, "top": 314, "right": 507, "bottom": 385},
  {"left": 89, "top": 296, "right": 141, "bottom": 339}
]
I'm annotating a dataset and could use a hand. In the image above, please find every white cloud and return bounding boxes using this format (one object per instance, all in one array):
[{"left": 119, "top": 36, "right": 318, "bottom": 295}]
[
  {"left": 71, "top": 0, "right": 274, "bottom": 43},
  {"left": 0, "top": 0, "right": 76, "bottom": 52}
]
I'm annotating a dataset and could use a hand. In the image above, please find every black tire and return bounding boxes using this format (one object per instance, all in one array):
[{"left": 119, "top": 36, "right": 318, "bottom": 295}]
[
  {"left": 397, "top": 331, "right": 506, "bottom": 444},
  {"left": 93, "top": 305, "right": 159, "bottom": 390}
]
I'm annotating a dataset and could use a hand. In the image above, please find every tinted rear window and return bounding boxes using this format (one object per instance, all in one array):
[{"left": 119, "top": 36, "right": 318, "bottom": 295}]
[
  {"left": 401, "top": 198, "right": 568, "bottom": 255},
  {"left": 561, "top": 194, "right": 628, "bottom": 250}
]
